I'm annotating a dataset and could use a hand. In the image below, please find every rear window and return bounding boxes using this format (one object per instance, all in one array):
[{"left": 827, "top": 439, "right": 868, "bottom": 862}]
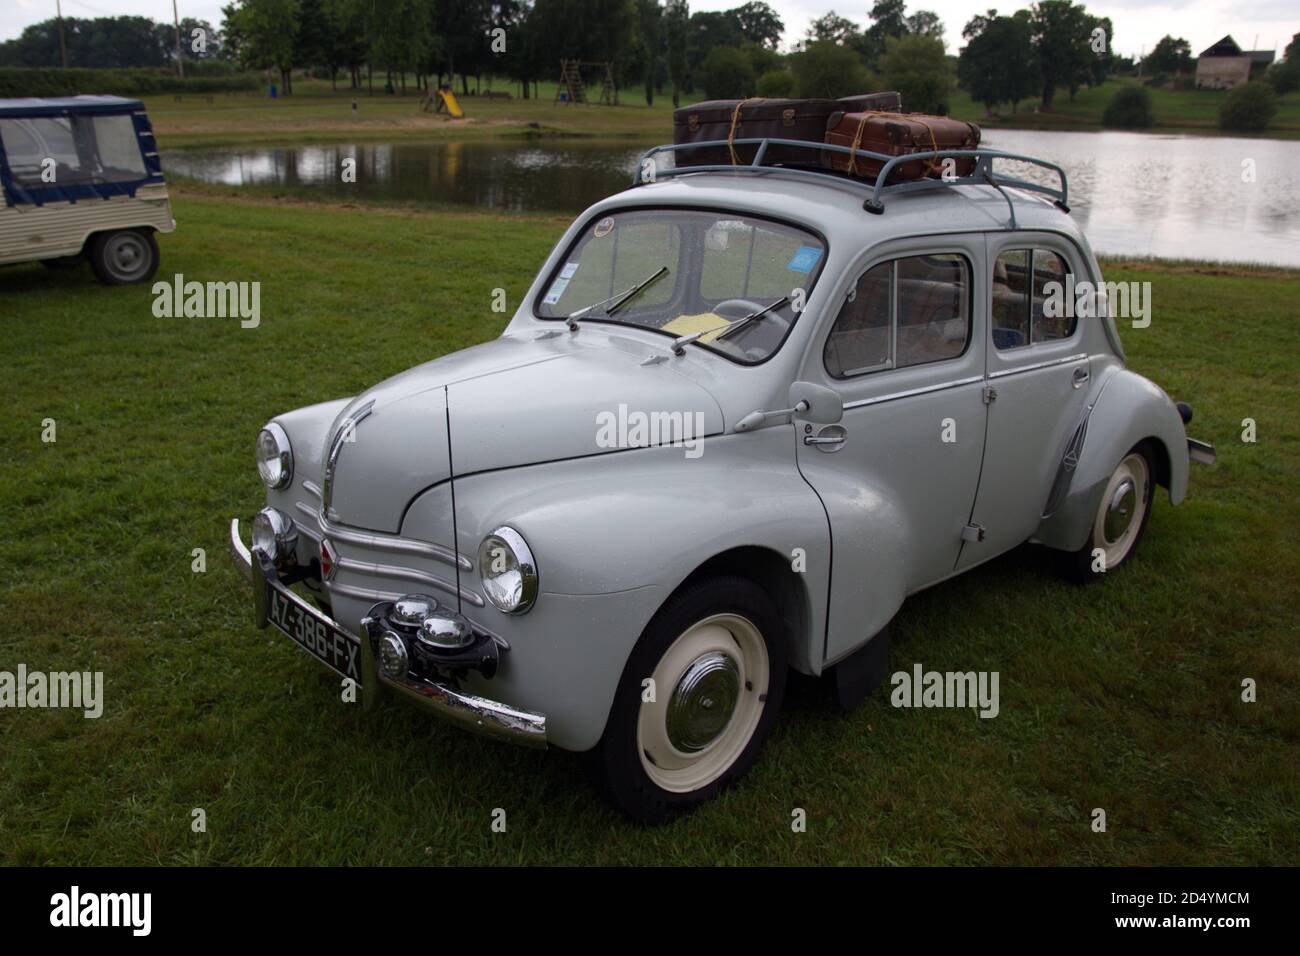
[{"left": 0, "top": 114, "right": 147, "bottom": 188}]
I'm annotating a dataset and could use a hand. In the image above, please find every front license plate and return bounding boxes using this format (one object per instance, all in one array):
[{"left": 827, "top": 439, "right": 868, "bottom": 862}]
[{"left": 266, "top": 584, "right": 362, "bottom": 685}]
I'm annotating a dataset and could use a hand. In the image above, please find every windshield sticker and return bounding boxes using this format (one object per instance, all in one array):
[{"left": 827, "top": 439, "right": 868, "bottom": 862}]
[
  {"left": 593, "top": 216, "right": 615, "bottom": 238},
  {"left": 787, "top": 246, "right": 823, "bottom": 274},
  {"left": 559, "top": 262, "right": 580, "bottom": 280},
  {"left": 543, "top": 276, "right": 571, "bottom": 305}
]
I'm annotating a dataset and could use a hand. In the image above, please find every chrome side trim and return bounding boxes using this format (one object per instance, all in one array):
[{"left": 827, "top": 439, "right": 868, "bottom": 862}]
[
  {"left": 988, "top": 352, "right": 1088, "bottom": 380},
  {"left": 302, "top": 480, "right": 323, "bottom": 501},
  {"left": 335, "top": 556, "right": 485, "bottom": 608},
  {"left": 844, "top": 375, "right": 984, "bottom": 410},
  {"left": 228, "top": 518, "right": 545, "bottom": 749},
  {"left": 317, "top": 511, "right": 472, "bottom": 572}
]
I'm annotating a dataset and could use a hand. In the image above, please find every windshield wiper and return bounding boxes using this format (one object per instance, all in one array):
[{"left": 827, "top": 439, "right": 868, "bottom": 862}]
[
  {"left": 670, "top": 296, "right": 790, "bottom": 355},
  {"left": 605, "top": 266, "right": 670, "bottom": 317},
  {"left": 566, "top": 266, "right": 669, "bottom": 331}
]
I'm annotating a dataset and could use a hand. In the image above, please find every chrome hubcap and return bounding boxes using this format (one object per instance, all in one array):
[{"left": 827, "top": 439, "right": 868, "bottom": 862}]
[
  {"left": 1104, "top": 478, "right": 1137, "bottom": 544},
  {"left": 665, "top": 652, "right": 740, "bottom": 753}
]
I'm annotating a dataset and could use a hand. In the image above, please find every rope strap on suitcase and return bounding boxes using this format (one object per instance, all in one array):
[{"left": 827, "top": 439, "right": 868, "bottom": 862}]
[{"left": 726, "top": 98, "right": 764, "bottom": 165}]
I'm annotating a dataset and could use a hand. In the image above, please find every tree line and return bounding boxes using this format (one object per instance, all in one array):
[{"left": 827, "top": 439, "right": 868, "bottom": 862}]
[{"left": 3, "top": 2, "right": 1289, "bottom": 116}]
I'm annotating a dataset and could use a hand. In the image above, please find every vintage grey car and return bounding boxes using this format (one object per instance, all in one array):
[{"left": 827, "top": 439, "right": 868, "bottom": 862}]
[{"left": 230, "top": 141, "right": 1214, "bottom": 822}]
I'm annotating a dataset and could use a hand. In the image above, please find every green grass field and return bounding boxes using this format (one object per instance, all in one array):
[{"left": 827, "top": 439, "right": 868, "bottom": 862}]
[
  {"left": 950, "top": 76, "right": 1300, "bottom": 136},
  {"left": 0, "top": 190, "right": 1296, "bottom": 865},
  {"left": 141, "top": 75, "right": 1300, "bottom": 151}
]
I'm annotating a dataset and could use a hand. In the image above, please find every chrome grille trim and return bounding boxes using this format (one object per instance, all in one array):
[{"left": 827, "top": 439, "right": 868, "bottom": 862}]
[
  {"left": 334, "top": 556, "right": 485, "bottom": 608},
  {"left": 317, "top": 511, "right": 472, "bottom": 572},
  {"left": 302, "top": 480, "right": 323, "bottom": 501}
]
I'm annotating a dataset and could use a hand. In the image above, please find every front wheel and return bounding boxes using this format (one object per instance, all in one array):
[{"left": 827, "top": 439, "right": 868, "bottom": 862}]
[
  {"left": 1066, "top": 443, "right": 1154, "bottom": 581},
  {"left": 590, "top": 576, "right": 787, "bottom": 824},
  {"left": 89, "top": 229, "right": 159, "bottom": 285}
]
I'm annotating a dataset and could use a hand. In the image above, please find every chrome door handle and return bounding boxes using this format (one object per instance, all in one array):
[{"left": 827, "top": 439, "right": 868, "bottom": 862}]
[
  {"left": 1072, "top": 366, "right": 1090, "bottom": 388},
  {"left": 804, "top": 435, "right": 844, "bottom": 445}
]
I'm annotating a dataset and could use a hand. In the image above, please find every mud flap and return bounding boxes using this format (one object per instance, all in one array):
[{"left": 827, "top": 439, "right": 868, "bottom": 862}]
[{"left": 830, "top": 623, "right": 891, "bottom": 711}]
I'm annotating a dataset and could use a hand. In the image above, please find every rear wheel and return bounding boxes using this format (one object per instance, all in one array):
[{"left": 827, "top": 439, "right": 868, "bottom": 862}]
[
  {"left": 1066, "top": 443, "right": 1154, "bottom": 581},
  {"left": 89, "top": 229, "right": 158, "bottom": 285},
  {"left": 590, "top": 576, "right": 787, "bottom": 824}
]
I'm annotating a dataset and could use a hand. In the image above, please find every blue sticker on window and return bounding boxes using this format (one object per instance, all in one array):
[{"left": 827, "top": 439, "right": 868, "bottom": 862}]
[{"left": 787, "top": 246, "right": 822, "bottom": 273}]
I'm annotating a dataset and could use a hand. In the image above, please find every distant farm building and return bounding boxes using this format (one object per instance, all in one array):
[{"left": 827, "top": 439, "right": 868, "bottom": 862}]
[{"left": 1195, "top": 35, "right": 1275, "bottom": 89}]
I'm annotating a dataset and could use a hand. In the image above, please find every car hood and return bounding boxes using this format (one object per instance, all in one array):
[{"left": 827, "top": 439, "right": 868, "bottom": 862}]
[{"left": 323, "top": 333, "right": 725, "bottom": 533}]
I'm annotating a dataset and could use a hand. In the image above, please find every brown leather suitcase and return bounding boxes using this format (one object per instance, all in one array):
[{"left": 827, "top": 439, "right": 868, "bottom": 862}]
[
  {"left": 823, "top": 112, "right": 981, "bottom": 182},
  {"left": 672, "top": 98, "right": 839, "bottom": 167}
]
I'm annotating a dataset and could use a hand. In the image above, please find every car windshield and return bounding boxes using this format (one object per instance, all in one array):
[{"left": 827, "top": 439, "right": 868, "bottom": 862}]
[{"left": 534, "top": 208, "right": 827, "bottom": 364}]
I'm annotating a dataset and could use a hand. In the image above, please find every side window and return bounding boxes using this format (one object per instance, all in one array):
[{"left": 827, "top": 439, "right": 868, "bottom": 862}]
[
  {"left": 824, "top": 253, "right": 970, "bottom": 379},
  {"left": 992, "top": 248, "right": 1076, "bottom": 349}
]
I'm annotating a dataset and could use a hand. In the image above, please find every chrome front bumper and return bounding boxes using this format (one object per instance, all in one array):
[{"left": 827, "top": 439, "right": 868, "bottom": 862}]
[{"left": 229, "top": 518, "right": 547, "bottom": 749}]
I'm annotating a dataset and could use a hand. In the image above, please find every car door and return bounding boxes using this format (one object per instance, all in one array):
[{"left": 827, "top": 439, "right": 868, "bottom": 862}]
[
  {"left": 796, "top": 238, "right": 987, "bottom": 664},
  {"left": 955, "top": 233, "right": 1093, "bottom": 571}
]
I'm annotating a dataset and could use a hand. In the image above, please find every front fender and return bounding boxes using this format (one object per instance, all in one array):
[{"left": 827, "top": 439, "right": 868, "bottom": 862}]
[
  {"left": 264, "top": 397, "right": 353, "bottom": 516},
  {"left": 407, "top": 427, "right": 831, "bottom": 750},
  {"left": 1036, "top": 365, "right": 1188, "bottom": 552}
]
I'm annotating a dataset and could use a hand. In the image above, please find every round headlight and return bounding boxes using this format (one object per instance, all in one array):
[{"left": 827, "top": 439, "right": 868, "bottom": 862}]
[
  {"left": 478, "top": 526, "right": 538, "bottom": 614},
  {"left": 256, "top": 422, "right": 293, "bottom": 489}
]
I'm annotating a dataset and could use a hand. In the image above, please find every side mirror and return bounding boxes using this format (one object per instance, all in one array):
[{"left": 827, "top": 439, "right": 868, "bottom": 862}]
[{"left": 790, "top": 381, "right": 843, "bottom": 425}]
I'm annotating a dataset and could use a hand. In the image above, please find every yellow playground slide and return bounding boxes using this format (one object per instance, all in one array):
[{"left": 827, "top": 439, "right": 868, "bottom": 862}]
[{"left": 437, "top": 88, "right": 463, "bottom": 118}]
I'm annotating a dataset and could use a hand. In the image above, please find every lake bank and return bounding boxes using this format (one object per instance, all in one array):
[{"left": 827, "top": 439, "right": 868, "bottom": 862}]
[
  {"left": 142, "top": 77, "right": 1300, "bottom": 151},
  {"left": 161, "top": 129, "right": 1300, "bottom": 268}
]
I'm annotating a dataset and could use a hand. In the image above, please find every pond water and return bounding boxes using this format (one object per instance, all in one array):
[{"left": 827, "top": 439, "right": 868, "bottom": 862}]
[{"left": 165, "top": 129, "right": 1300, "bottom": 266}]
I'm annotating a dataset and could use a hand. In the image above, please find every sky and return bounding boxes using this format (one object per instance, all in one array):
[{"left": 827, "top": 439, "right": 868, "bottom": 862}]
[{"left": 4, "top": 0, "right": 1297, "bottom": 60}]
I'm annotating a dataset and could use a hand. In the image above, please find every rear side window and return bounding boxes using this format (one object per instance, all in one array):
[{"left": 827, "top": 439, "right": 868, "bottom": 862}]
[
  {"left": 0, "top": 114, "right": 146, "bottom": 188},
  {"left": 824, "top": 253, "right": 970, "bottom": 378},
  {"left": 992, "top": 248, "right": 1076, "bottom": 349}
]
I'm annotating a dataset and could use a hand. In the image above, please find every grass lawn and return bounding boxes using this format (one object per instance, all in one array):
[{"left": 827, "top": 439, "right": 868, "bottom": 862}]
[
  {"left": 0, "top": 190, "right": 1296, "bottom": 865},
  {"left": 146, "top": 77, "right": 703, "bottom": 150},
  {"left": 143, "top": 75, "right": 1300, "bottom": 151},
  {"left": 950, "top": 76, "right": 1300, "bottom": 137}
]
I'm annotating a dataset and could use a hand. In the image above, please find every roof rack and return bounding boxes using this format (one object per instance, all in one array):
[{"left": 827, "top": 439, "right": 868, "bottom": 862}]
[{"left": 633, "top": 138, "right": 1070, "bottom": 219}]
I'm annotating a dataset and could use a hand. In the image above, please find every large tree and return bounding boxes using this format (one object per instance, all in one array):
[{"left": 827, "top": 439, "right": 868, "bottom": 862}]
[
  {"left": 732, "top": 2, "right": 783, "bottom": 50},
  {"left": 1030, "top": 0, "right": 1092, "bottom": 110},
  {"left": 664, "top": 0, "right": 689, "bottom": 106},
  {"left": 959, "top": 10, "right": 1037, "bottom": 114},
  {"left": 222, "top": 0, "right": 302, "bottom": 92},
  {"left": 1144, "top": 35, "right": 1193, "bottom": 75},
  {"left": 805, "top": 11, "right": 861, "bottom": 47},
  {"left": 879, "top": 31, "right": 951, "bottom": 113}
]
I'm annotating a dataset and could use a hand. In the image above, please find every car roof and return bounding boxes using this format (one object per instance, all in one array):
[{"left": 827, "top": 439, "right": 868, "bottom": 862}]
[
  {"left": 595, "top": 169, "right": 1089, "bottom": 255},
  {"left": 0, "top": 96, "right": 144, "bottom": 118}
]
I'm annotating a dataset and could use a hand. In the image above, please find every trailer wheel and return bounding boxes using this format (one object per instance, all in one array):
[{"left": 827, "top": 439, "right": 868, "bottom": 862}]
[{"left": 89, "top": 229, "right": 159, "bottom": 285}]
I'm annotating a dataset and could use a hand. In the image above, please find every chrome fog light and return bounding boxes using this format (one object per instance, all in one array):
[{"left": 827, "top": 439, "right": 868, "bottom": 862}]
[
  {"left": 417, "top": 611, "right": 474, "bottom": 650},
  {"left": 378, "top": 631, "right": 410, "bottom": 681},
  {"left": 391, "top": 593, "right": 439, "bottom": 627},
  {"left": 251, "top": 507, "right": 298, "bottom": 567}
]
